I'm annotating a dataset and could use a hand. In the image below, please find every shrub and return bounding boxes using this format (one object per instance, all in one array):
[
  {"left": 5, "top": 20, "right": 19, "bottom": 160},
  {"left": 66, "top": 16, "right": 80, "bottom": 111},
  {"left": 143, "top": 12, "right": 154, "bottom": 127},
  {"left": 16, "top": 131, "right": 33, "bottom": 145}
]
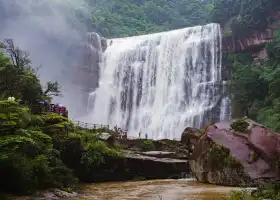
[
  {"left": 228, "top": 190, "right": 259, "bottom": 200},
  {"left": 81, "top": 140, "right": 122, "bottom": 168},
  {"left": 0, "top": 101, "right": 77, "bottom": 194},
  {"left": 230, "top": 118, "right": 250, "bottom": 133},
  {"left": 141, "top": 139, "right": 156, "bottom": 151}
]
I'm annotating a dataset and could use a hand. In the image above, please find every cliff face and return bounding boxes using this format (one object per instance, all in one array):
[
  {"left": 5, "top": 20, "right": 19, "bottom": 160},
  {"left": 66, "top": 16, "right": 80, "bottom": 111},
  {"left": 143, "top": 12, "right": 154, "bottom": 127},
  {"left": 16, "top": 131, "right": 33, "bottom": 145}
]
[
  {"left": 69, "top": 32, "right": 107, "bottom": 115},
  {"left": 222, "top": 29, "right": 274, "bottom": 53},
  {"left": 223, "top": 13, "right": 280, "bottom": 55},
  {"left": 72, "top": 33, "right": 107, "bottom": 91}
]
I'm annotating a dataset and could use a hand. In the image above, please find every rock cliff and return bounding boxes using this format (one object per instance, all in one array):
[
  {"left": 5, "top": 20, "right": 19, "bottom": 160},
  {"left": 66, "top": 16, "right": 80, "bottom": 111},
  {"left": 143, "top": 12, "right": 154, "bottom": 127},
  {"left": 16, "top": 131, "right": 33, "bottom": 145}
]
[
  {"left": 68, "top": 32, "right": 107, "bottom": 115},
  {"left": 182, "top": 119, "right": 280, "bottom": 186},
  {"left": 72, "top": 32, "right": 107, "bottom": 91},
  {"left": 222, "top": 15, "right": 280, "bottom": 56},
  {"left": 60, "top": 136, "right": 190, "bottom": 183}
]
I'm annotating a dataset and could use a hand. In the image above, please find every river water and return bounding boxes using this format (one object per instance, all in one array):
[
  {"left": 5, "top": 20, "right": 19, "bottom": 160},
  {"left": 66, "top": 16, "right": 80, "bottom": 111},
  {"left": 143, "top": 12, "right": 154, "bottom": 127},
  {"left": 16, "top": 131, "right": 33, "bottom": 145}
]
[{"left": 74, "top": 179, "right": 236, "bottom": 200}]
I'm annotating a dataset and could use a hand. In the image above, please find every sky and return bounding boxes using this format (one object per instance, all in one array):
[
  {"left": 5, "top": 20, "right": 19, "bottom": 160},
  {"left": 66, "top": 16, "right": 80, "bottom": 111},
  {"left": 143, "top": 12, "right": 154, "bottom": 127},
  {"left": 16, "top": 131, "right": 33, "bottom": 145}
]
[{"left": 0, "top": 0, "right": 95, "bottom": 118}]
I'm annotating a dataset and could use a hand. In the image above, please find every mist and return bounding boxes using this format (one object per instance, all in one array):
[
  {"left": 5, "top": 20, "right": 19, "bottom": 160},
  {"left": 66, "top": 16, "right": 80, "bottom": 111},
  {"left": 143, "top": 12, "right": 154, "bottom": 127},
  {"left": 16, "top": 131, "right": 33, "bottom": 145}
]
[{"left": 0, "top": 0, "right": 94, "bottom": 119}]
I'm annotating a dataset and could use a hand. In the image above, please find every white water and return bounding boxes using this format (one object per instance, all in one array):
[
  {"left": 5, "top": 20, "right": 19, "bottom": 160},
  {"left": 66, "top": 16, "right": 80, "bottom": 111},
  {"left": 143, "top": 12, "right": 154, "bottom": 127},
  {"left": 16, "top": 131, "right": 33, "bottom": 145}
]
[
  {"left": 88, "top": 23, "right": 228, "bottom": 140},
  {"left": 219, "top": 81, "right": 232, "bottom": 121}
]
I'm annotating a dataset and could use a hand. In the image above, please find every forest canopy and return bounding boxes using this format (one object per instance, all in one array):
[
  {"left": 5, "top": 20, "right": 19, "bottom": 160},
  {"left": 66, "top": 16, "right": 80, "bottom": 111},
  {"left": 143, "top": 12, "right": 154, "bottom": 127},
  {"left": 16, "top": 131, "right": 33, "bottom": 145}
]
[{"left": 87, "top": 0, "right": 213, "bottom": 37}]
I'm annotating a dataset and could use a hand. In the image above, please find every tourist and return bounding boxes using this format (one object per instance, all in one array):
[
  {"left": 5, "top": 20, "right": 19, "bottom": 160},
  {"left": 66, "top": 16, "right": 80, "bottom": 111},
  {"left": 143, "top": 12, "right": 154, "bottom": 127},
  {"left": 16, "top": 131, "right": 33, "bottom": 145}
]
[
  {"left": 54, "top": 104, "right": 60, "bottom": 114},
  {"left": 145, "top": 133, "right": 148, "bottom": 139},
  {"left": 60, "top": 105, "right": 66, "bottom": 116},
  {"left": 124, "top": 129, "right": 128, "bottom": 139},
  {"left": 63, "top": 110, "right": 68, "bottom": 118},
  {"left": 139, "top": 132, "right": 141, "bottom": 138}
]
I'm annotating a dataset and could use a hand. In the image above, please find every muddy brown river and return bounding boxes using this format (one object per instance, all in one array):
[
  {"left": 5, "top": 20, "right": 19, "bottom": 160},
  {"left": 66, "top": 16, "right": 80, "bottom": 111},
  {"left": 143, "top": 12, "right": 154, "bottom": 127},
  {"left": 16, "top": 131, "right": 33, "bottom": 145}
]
[{"left": 72, "top": 179, "right": 237, "bottom": 200}]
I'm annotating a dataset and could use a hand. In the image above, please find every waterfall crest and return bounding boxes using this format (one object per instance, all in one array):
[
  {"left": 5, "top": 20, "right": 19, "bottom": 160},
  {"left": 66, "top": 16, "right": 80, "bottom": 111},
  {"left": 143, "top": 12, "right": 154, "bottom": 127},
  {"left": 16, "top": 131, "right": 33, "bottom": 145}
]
[{"left": 88, "top": 23, "right": 229, "bottom": 140}]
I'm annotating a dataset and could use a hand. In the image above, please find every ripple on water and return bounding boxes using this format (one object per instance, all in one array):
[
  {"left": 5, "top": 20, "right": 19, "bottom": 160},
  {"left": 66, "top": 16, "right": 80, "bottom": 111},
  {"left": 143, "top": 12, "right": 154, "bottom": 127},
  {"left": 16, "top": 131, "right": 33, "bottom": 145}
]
[{"left": 74, "top": 179, "right": 238, "bottom": 200}]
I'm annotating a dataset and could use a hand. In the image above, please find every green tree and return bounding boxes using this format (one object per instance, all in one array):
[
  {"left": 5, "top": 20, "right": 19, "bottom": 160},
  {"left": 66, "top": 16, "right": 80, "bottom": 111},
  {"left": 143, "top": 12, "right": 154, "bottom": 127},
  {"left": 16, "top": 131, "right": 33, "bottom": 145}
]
[
  {"left": 0, "top": 39, "right": 60, "bottom": 104},
  {"left": 88, "top": 0, "right": 212, "bottom": 38},
  {"left": 230, "top": 29, "right": 280, "bottom": 131}
]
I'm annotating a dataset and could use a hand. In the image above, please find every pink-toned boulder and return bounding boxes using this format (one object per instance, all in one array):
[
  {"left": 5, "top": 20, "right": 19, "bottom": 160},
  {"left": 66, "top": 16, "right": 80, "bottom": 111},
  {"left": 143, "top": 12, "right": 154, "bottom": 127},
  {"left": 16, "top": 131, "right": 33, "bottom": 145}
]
[{"left": 185, "top": 119, "right": 280, "bottom": 186}]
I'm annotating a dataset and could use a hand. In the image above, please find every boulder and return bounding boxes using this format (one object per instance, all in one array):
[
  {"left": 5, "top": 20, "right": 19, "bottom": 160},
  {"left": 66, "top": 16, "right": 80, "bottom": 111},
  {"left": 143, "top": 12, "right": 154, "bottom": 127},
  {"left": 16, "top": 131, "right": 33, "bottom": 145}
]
[
  {"left": 181, "top": 127, "right": 201, "bottom": 154},
  {"left": 186, "top": 119, "right": 280, "bottom": 186}
]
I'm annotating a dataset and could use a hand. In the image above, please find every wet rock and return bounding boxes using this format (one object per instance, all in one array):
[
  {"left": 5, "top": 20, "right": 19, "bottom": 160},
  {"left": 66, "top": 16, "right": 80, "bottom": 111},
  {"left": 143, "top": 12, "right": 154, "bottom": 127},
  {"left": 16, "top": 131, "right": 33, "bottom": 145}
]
[
  {"left": 124, "top": 152, "right": 187, "bottom": 163},
  {"left": 34, "top": 189, "right": 78, "bottom": 199},
  {"left": 186, "top": 119, "right": 280, "bottom": 186},
  {"left": 140, "top": 151, "right": 187, "bottom": 159}
]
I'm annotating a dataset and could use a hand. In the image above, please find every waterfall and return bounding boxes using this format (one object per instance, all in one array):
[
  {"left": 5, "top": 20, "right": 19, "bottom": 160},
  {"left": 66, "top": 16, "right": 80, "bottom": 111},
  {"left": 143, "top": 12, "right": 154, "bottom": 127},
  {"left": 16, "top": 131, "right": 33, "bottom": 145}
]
[
  {"left": 219, "top": 81, "right": 232, "bottom": 121},
  {"left": 88, "top": 23, "right": 229, "bottom": 140}
]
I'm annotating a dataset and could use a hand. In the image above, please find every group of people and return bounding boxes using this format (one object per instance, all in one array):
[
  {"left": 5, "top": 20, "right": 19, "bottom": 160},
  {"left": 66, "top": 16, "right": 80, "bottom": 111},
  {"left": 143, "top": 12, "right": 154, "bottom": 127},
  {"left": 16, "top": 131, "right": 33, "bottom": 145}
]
[
  {"left": 114, "top": 126, "right": 128, "bottom": 139},
  {"left": 113, "top": 126, "right": 149, "bottom": 139},
  {"left": 139, "top": 132, "right": 148, "bottom": 139},
  {"left": 38, "top": 100, "right": 68, "bottom": 118}
]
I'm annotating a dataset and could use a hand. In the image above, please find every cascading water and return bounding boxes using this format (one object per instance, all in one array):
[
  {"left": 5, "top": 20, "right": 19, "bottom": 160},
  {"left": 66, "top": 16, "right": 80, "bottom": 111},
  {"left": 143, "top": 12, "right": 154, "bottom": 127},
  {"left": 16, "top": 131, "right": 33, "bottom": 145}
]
[
  {"left": 219, "top": 81, "right": 232, "bottom": 121},
  {"left": 88, "top": 23, "right": 229, "bottom": 140}
]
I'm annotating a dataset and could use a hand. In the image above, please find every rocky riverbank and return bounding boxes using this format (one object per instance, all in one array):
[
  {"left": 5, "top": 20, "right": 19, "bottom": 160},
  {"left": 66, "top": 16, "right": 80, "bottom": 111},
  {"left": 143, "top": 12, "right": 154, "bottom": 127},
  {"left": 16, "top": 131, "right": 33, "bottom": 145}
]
[{"left": 75, "top": 135, "right": 190, "bottom": 182}]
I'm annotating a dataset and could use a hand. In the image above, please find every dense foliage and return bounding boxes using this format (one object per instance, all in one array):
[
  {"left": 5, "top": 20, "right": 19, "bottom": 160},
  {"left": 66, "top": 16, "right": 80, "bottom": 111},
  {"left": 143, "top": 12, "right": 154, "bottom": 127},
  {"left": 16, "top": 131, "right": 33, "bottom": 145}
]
[
  {"left": 211, "top": 0, "right": 280, "bottom": 37},
  {"left": 88, "top": 0, "right": 213, "bottom": 37},
  {"left": 87, "top": 0, "right": 280, "bottom": 38},
  {"left": 0, "top": 41, "right": 123, "bottom": 195},
  {"left": 228, "top": 182, "right": 280, "bottom": 200},
  {"left": 229, "top": 30, "right": 280, "bottom": 131}
]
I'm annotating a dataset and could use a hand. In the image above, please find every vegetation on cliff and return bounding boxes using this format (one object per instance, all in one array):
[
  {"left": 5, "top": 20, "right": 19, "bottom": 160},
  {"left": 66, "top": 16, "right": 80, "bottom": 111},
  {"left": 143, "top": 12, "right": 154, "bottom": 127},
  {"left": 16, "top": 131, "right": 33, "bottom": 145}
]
[
  {"left": 229, "top": 30, "right": 280, "bottom": 131},
  {"left": 208, "top": 143, "right": 242, "bottom": 170},
  {"left": 230, "top": 118, "right": 250, "bottom": 133},
  {"left": 211, "top": 0, "right": 280, "bottom": 37},
  {"left": 87, "top": 0, "right": 280, "bottom": 38},
  {"left": 0, "top": 41, "right": 123, "bottom": 195}
]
